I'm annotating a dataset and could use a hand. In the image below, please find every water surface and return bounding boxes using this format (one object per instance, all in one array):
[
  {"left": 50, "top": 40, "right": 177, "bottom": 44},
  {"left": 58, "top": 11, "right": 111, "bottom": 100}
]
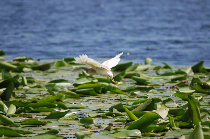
[{"left": 0, "top": 0, "right": 210, "bottom": 66}]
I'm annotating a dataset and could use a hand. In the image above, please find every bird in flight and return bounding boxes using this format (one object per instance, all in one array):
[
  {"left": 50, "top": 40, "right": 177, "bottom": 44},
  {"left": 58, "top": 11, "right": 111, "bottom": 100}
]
[{"left": 74, "top": 52, "right": 123, "bottom": 84}]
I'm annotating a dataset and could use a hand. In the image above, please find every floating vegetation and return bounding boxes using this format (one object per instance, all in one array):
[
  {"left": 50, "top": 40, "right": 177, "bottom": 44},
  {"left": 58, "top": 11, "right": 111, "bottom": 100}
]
[{"left": 0, "top": 50, "right": 209, "bottom": 138}]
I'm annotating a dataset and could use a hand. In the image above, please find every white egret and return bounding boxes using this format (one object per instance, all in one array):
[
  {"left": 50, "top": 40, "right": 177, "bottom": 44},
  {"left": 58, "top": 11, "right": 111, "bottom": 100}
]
[{"left": 74, "top": 52, "right": 123, "bottom": 84}]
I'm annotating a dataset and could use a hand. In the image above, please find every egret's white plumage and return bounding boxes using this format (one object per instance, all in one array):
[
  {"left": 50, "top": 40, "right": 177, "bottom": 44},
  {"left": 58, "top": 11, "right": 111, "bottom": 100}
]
[{"left": 74, "top": 52, "right": 123, "bottom": 84}]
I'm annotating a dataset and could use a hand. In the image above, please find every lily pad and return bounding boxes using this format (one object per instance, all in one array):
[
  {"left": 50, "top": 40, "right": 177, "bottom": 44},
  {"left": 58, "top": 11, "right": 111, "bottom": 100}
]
[
  {"left": 79, "top": 116, "right": 94, "bottom": 125},
  {"left": 192, "top": 61, "right": 204, "bottom": 73},
  {"left": 110, "top": 129, "right": 141, "bottom": 138},
  {"left": 127, "top": 112, "right": 160, "bottom": 133},
  {"left": 145, "top": 57, "right": 152, "bottom": 65},
  {"left": 131, "top": 76, "right": 150, "bottom": 85},
  {"left": 112, "top": 62, "right": 133, "bottom": 71},
  {"left": 45, "top": 110, "right": 70, "bottom": 119},
  {"left": 0, "top": 62, "right": 17, "bottom": 70},
  {"left": 0, "top": 114, "right": 14, "bottom": 124},
  {"left": 1, "top": 82, "right": 14, "bottom": 101},
  {"left": 0, "top": 127, "right": 22, "bottom": 137},
  {"left": 31, "top": 62, "right": 54, "bottom": 71},
  {"left": 55, "top": 60, "right": 69, "bottom": 67},
  {"left": 21, "top": 118, "right": 46, "bottom": 126}
]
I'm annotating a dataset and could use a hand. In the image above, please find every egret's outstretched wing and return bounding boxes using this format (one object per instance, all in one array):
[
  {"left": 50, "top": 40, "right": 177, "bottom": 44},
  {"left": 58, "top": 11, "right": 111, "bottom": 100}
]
[
  {"left": 102, "top": 52, "right": 123, "bottom": 69},
  {"left": 74, "top": 54, "right": 107, "bottom": 69}
]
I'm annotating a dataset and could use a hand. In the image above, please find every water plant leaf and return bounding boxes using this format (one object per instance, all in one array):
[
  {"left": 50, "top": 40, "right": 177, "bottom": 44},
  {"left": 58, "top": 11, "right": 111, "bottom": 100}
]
[
  {"left": 109, "top": 103, "right": 125, "bottom": 112},
  {"left": 189, "top": 122, "right": 203, "bottom": 139},
  {"left": 0, "top": 114, "right": 14, "bottom": 124},
  {"left": 125, "top": 71, "right": 140, "bottom": 78},
  {"left": 30, "top": 107, "right": 55, "bottom": 112},
  {"left": 21, "top": 76, "right": 27, "bottom": 86},
  {"left": 131, "top": 76, "right": 149, "bottom": 85},
  {"left": 184, "top": 66, "right": 194, "bottom": 75},
  {"left": 13, "top": 56, "right": 27, "bottom": 62},
  {"left": 124, "top": 107, "right": 138, "bottom": 121},
  {"left": 7, "top": 104, "right": 16, "bottom": 115},
  {"left": 132, "top": 98, "right": 154, "bottom": 112},
  {"left": 2, "top": 69, "right": 12, "bottom": 80},
  {"left": 113, "top": 71, "right": 126, "bottom": 82},
  {"left": 162, "top": 98, "right": 178, "bottom": 108},
  {"left": 145, "top": 57, "right": 152, "bottom": 65},
  {"left": 0, "top": 100, "right": 8, "bottom": 114},
  {"left": 75, "top": 88, "right": 97, "bottom": 96},
  {"left": 169, "top": 116, "right": 176, "bottom": 128},
  {"left": 79, "top": 116, "right": 94, "bottom": 125},
  {"left": 1, "top": 82, "right": 14, "bottom": 101},
  {"left": 125, "top": 64, "right": 139, "bottom": 72},
  {"left": 55, "top": 60, "right": 69, "bottom": 67},
  {"left": 112, "top": 62, "right": 133, "bottom": 71},
  {"left": 171, "top": 75, "right": 187, "bottom": 81},
  {"left": 21, "top": 118, "right": 46, "bottom": 126},
  {"left": 0, "top": 50, "right": 5, "bottom": 56},
  {"left": 127, "top": 112, "right": 160, "bottom": 132},
  {"left": 0, "top": 127, "right": 22, "bottom": 137},
  {"left": 45, "top": 110, "right": 70, "bottom": 119},
  {"left": 110, "top": 129, "right": 141, "bottom": 138},
  {"left": 75, "top": 132, "right": 86, "bottom": 139},
  {"left": 174, "top": 92, "right": 190, "bottom": 101},
  {"left": 188, "top": 95, "right": 201, "bottom": 126},
  {"left": 0, "top": 61, "right": 17, "bottom": 70},
  {"left": 162, "top": 62, "right": 172, "bottom": 70},
  {"left": 26, "top": 102, "right": 56, "bottom": 108},
  {"left": 75, "top": 77, "right": 91, "bottom": 84},
  {"left": 192, "top": 61, "right": 204, "bottom": 73},
  {"left": 153, "top": 108, "right": 169, "bottom": 119},
  {"left": 0, "top": 77, "right": 20, "bottom": 89},
  {"left": 105, "top": 84, "right": 125, "bottom": 94},
  {"left": 37, "top": 96, "right": 58, "bottom": 103},
  {"left": 31, "top": 62, "right": 54, "bottom": 71}
]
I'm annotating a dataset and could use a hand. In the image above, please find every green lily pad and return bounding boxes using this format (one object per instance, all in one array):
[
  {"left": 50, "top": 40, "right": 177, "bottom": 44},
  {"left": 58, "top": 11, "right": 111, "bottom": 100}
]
[
  {"left": 13, "top": 56, "right": 27, "bottom": 62},
  {"left": 75, "top": 88, "right": 98, "bottom": 96},
  {"left": 1, "top": 82, "right": 14, "bottom": 101},
  {"left": 31, "top": 62, "right": 54, "bottom": 71},
  {"left": 124, "top": 107, "right": 138, "bottom": 121},
  {"left": 188, "top": 95, "right": 201, "bottom": 126},
  {"left": 125, "top": 64, "right": 139, "bottom": 72},
  {"left": 0, "top": 62, "right": 17, "bottom": 70},
  {"left": 45, "top": 110, "right": 70, "bottom": 119},
  {"left": 2, "top": 69, "right": 12, "bottom": 80},
  {"left": 7, "top": 104, "right": 16, "bottom": 115},
  {"left": 127, "top": 112, "right": 160, "bottom": 133},
  {"left": 0, "top": 50, "right": 5, "bottom": 56},
  {"left": 145, "top": 57, "right": 152, "bottom": 65},
  {"left": 162, "top": 62, "right": 172, "bottom": 70},
  {"left": 171, "top": 75, "right": 187, "bottom": 81},
  {"left": 21, "top": 118, "right": 46, "bottom": 126},
  {"left": 0, "top": 114, "right": 14, "bottom": 124},
  {"left": 113, "top": 71, "right": 126, "bottom": 82},
  {"left": 189, "top": 122, "right": 204, "bottom": 139},
  {"left": 131, "top": 76, "right": 149, "bottom": 85},
  {"left": 55, "top": 60, "right": 69, "bottom": 67},
  {"left": 192, "top": 61, "right": 204, "bottom": 73},
  {"left": 79, "top": 116, "right": 94, "bottom": 125},
  {"left": 112, "top": 62, "right": 133, "bottom": 71},
  {"left": 21, "top": 76, "right": 28, "bottom": 86},
  {"left": 0, "top": 127, "right": 22, "bottom": 137},
  {"left": 109, "top": 103, "right": 125, "bottom": 112},
  {"left": 110, "top": 129, "right": 141, "bottom": 138},
  {"left": 26, "top": 102, "right": 57, "bottom": 108}
]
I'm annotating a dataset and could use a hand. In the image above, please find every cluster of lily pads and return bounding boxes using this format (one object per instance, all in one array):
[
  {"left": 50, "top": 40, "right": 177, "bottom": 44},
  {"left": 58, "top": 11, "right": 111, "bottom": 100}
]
[{"left": 0, "top": 49, "right": 209, "bottom": 138}]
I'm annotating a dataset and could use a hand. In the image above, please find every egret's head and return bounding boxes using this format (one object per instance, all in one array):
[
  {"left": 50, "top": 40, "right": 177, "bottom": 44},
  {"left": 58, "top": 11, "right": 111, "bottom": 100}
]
[{"left": 79, "top": 67, "right": 97, "bottom": 75}]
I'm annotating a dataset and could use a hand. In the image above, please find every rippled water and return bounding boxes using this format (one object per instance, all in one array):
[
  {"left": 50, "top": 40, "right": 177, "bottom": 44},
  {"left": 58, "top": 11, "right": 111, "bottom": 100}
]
[{"left": 0, "top": 0, "right": 210, "bottom": 66}]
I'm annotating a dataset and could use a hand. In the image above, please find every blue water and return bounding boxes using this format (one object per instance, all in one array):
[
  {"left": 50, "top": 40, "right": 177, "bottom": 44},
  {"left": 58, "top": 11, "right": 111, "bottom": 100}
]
[{"left": 0, "top": 0, "right": 210, "bottom": 66}]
